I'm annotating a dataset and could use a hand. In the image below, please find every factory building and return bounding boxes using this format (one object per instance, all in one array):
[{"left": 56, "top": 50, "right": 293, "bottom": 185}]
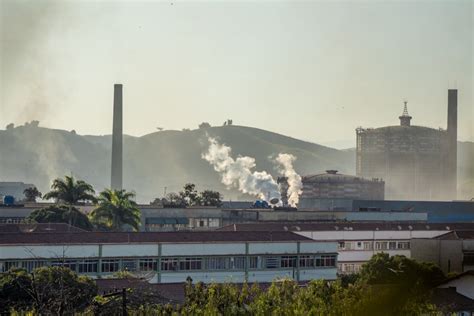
[
  {"left": 356, "top": 90, "right": 458, "bottom": 200},
  {"left": 298, "top": 170, "right": 384, "bottom": 210},
  {"left": 219, "top": 222, "right": 474, "bottom": 274},
  {"left": 0, "top": 231, "right": 338, "bottom": 283}
]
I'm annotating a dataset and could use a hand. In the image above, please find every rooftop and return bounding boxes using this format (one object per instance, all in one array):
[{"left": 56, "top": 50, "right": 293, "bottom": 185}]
[
  {"left": 218, "top": 222, "right": 474, "bottom": 232},
  {"left": 0, "top": 231, "right": 312, "bottom": 245}
]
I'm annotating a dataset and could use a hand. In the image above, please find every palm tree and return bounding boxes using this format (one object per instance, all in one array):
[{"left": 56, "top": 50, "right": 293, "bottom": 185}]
[
  {"left": 43, "top": 175, "right": 96, "bottom": 204},
  {"left": 27, "top": 205, "right": 93, "bottom": 231},
  {"left": 89, "top": 189, "right": 141, "bottom": 232}
]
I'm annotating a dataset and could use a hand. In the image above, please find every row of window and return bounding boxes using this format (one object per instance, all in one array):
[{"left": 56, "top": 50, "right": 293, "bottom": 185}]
[
  {"left": 338, "top": 241, "right": 410, "bottom": 251},
  {"left": 0, "top": 255, "right": 337, "bottom": 273}
]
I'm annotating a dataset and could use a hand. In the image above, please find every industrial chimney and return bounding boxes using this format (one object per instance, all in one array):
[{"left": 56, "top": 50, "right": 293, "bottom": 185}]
[
  {"left": 447, "top": 89, "right": 457, "bottom": 198},
  {"left": 111, "top": 84, "right": 123, "bottom": 190}
]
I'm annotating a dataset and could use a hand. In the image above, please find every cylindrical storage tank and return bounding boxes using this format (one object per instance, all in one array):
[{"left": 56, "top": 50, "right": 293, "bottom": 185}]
[
  {"left": 299, "top": 170, "right": 384, "bottom": 209},
  {"left": 3, "top": 195, "right": 15, "bottom": 206}
]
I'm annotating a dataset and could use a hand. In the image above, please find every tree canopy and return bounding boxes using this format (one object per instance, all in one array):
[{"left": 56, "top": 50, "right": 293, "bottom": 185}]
[
  {"left": 23, "top": 186, "right": 42, "bottom": 202},
  {"left": 26, "top": 204, "right": 93, "bottom": 231},
  {"left": 89, "top": 189, "right": 141, "bottom": 231},
  {"left": 43, "top": 175, "right": 96, "bottom": 204},
  {"left": 0, "top": 266, "right": 96, "bottom": 315}
]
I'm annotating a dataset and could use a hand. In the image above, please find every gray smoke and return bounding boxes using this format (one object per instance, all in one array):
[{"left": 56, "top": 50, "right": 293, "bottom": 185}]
[{"left": 202, "top": 137, "right": 280, "bottom": 201}]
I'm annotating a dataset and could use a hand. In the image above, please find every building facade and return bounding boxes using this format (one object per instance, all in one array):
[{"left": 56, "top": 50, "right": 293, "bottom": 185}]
[
  {"left": 218, "top": 222, "right": 474, "bottom": 274},
  {"left": 0, "top": 231, "right": 338, "bottom": 283},
  {"left": 356, "top": 90, "right": 458, "bottom": 200}
]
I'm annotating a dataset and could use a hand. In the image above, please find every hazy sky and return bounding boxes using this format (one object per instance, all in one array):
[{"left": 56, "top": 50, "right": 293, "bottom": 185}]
[{"left": 1, "top": 0, "right": 472, "bottom": 148}]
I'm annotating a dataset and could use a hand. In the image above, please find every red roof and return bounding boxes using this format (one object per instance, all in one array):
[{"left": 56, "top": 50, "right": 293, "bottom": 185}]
[{"left": 0, "top": 231, "right": 311, "bottom": 245}]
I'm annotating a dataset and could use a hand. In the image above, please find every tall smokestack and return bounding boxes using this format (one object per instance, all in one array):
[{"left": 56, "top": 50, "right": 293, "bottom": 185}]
[
  {"left": 447, "top": 89, "right": 457, "bottom": 198},
  {"left": 111, "top": 84, "right": 123, "bottom": 190}
]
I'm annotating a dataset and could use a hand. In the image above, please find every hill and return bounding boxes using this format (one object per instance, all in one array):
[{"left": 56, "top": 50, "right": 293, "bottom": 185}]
[
  {"left": 1, "top": 124, "right": 472, "bottom": 202},
  {"left": 0, "top": 125, "right": 355, "bottom": 202}
]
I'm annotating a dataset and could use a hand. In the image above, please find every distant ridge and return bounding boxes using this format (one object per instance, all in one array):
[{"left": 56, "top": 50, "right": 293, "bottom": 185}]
[{"left": 0, "top": 124, "right": 472, "bottom": 202}]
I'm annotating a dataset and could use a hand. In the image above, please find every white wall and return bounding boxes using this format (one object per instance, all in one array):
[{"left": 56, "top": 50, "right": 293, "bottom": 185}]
[
  {"left": 161, "top": 271, "right": 246, "bottom": 283},
  {"left": 248, "top": 242, "right": 297, "bottom": 254},
  {"left": 438, "top": 275, "right": 474, "bottom": 300},
  {"left": 102, "top": 244, "right": 158, "bottom": 257},
  {"left": 0, "top": 245, "right": 99, "bottom": 259},
  {"left": 300, "top": 242, "right": 337, "bottom": 253},
  {"left": 297, "top": 230, "right": 450, "bottom": 241},
  {"left": 161, "top": 243, "right": 246, "bottom": 256},
  {"left": 300, "top": 268, "right": 337, "bottom": 281}
]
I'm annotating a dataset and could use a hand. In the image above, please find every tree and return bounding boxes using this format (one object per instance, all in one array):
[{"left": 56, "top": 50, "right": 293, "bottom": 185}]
[
  {"left": 43, "top": 175, "right": 96, "bottom": 204},
  {"left": 26, "top": 205, "right": 93, "bottom": 231},
  {"left": 6, "top": 123, "right": 14, "bottom": 130},
  {"left": 198, "top": 122, "right": 211, "bottom": 129},
  {"left": 0, "top": 266, "right": 96, "bottom": 315},
  {"left": 162, "top": 192, "right": 186, "bottom": 207},
  {"left": 199, "top": 190, "right": 222, "bottom": 207},
  {"left": 355, "top": 253, "right": 445, "bottom": 315},
  {"left": 0, "top": 268, "right": 32, "bottom": 313},
  {"left": 179, "top": 183, "right": 201, "bottom": 206},
  {"left": 89, "top": 189, "right": 141, "bottom": 231},
  {"left": 23, "top": 186, "right": 42, "bottom": 202}
]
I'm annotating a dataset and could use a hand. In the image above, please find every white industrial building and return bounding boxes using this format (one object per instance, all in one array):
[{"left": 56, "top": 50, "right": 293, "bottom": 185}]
[
  {"left": 0, "top": 230, "right": 338, "bottom": 283},
  {"left": 219, "top": 223, "right": 474, "bottom": 274}
]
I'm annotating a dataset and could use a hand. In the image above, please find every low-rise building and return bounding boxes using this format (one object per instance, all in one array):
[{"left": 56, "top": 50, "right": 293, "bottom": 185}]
[
  {"left": 218, "top": 222, "right": 474, "bottom": 274},
  {"left": 0, "top": 231, "right": 338, "bottom": 283},
  {"left": 411, "top": 230, "right": 474, "bottom": 274}
]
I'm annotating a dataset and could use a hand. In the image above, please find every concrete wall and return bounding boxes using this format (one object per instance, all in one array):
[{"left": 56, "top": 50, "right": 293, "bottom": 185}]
[{"left": 411, "top": 239, "right": 463, "bottom": 274}]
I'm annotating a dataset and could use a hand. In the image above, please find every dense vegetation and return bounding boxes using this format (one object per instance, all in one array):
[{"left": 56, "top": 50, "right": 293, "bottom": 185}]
[{"left": 0, "top": 254, "right": 445, "bottom": 315}]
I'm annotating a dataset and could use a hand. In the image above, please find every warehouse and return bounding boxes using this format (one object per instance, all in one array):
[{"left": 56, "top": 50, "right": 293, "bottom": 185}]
[{"left": 0, "top": 230, "right": 338, "bottom": 283}]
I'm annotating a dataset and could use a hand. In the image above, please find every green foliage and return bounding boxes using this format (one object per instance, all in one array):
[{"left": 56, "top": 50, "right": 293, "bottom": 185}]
[
  {"left": 23, "top": 186, "right": 42, "bottom": 202},
  {"left": 43, "top": 175, "right": 97, "bottom": 204},
  {"left": 0, "top": 268, "right": 32, "bottom": 313},
  {"left": 89, "top": 189, "right": 141, "bottom": 231},
  {"left": 199, "top": 189, "right": 223, "bottom": 207},
  {"left": 26, "top": 204, "right": 94, "bottom": 230},
  {"left": 179, "top": 183, "right": 201, "bottom": 206},
  {"left": 0, "top": 266, "right": 96, "bottom": 315}
]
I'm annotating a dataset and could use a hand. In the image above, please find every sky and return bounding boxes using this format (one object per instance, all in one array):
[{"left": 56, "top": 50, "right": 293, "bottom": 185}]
[{"left": 1, "top": 0, "right": 472, "bottom": 148}]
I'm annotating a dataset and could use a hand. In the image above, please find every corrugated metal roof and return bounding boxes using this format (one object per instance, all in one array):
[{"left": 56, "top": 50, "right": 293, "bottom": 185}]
[{"left": 0, "top": 231, "right": 312, "bottom": 245}]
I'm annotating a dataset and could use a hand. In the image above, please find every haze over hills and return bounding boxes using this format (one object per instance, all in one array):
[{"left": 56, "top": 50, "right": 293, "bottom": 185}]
[{"left": 0, "top": 123, "right": 472, "bottom": 202}]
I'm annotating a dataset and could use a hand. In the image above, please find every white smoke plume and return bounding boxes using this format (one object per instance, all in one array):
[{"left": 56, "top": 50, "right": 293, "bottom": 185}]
[
  {"left": 202, "top": 137, "right": 280, "bottom": 201},
  {"left": 275, "top": 153, "right": 302, "bottom": 206}
]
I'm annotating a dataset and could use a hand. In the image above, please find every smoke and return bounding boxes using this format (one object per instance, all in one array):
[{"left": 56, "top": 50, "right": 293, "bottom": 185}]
[
  {"left": 274, "top": 153, "right": 302, "bottom": 206},
  {"left": 202, "top": 137, "right": 280, "bottom": 200}
]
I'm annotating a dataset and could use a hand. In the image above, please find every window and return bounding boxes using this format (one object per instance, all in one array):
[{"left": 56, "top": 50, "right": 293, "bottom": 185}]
[
  {"left": 161, "top": 258, "right": 179, "bottom": 271},
  {"left": 102, "top": 260, "right": 119, "bottom": 273},
  {"left": 207, "top": 257, "right": 228, "bottom": 270},
  {"left": 299, "top": 255, "right": 314, "bottom": 268},
  {"left": 397, "top": 242, "right": 410, "bottom": 250},
  {"left": 1, "top": 261, "right": 19, "bottom": 272},
  {"left": 357, "top": 242, "right": 362, "bottom": 248},
  {"left": 388, "top": 242, "right": 397, "bottom": 250},
  {"left": 363, "top": 242, "right": 373, "bottom": 250},
  {"left": 139, "top": 259, "right": 157, "bottom": 271},
  {"left": 51, "top": 260, "right": 76, "bottom": 272},
  {"left": 315, "top": 255, "right": 336, "bottom": 267},
  {"left": 264, "top": 257, "right": 279, "bottom": 269},
  {"left": 21, "top": 261, "right": 48, "bottom": 272},
  {"left": 122, "top": 260, "right": 137, "bottom": 271},
  {"left": 78, "top": 260, "right": 98, "bottom": 273},
  {"left": 248, "top": 256, "right": 259, "bottom": 269},
  {"left": 208, "top": 218, "right": 220, "bottom": 227},
  {"left": 338, "top": 242, "right": 345, "bottom": 250},
  {"left": 280, "top": 256, "right": 297, "bottom": 268},
  {"left": 344, "top": 242, "right": 354, "bottom": 250},
  {"left": 375, "top": 242, "right": 388, "bottom": 250},
  {"left": 180, "top": 258, "right": 202, "bottom": 270},
  {"left": 230, "top": 257, "right": 246, "bottom": 270}
]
